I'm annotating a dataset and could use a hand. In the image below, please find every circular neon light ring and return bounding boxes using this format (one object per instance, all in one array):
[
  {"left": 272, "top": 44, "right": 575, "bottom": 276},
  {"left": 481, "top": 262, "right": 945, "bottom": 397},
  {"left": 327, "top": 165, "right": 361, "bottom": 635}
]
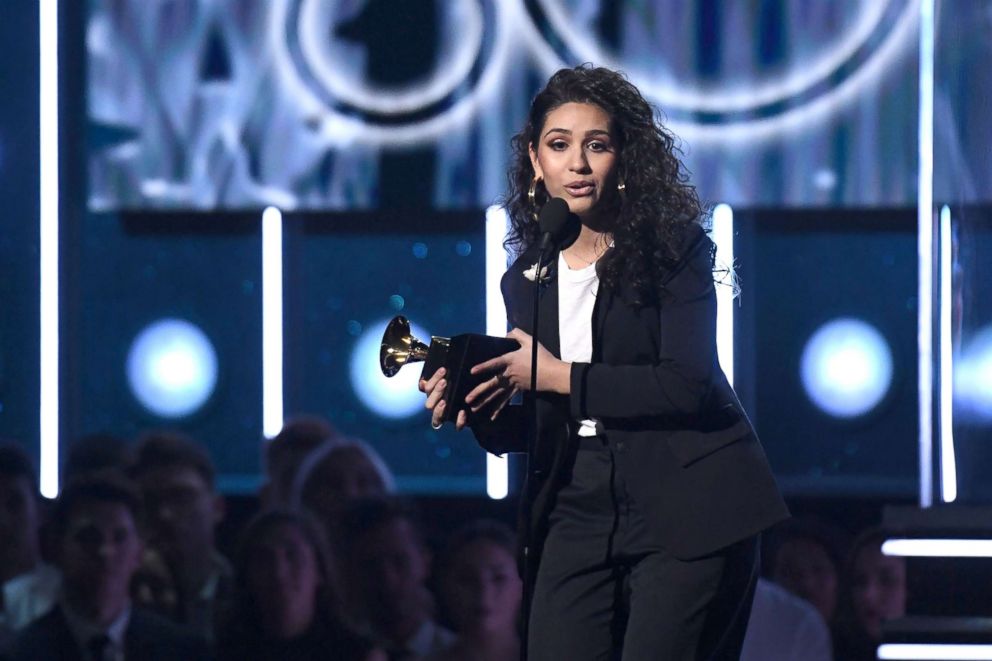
[
  {"left": 292, "top": 0, "right": 484, "bottom": 116},
  {"left": 534, "top": 0, "right": 913, "bottom": 114}
]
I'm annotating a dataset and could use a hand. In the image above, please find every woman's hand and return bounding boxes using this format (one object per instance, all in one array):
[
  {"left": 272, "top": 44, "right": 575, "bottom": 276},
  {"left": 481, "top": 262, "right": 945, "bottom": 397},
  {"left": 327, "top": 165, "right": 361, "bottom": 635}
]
[
  {"left": 466, "top": 329, "right": 571, "bottom": 413},
  {"left": 419, "top": 367, "right": 469, "bottom": 431}
]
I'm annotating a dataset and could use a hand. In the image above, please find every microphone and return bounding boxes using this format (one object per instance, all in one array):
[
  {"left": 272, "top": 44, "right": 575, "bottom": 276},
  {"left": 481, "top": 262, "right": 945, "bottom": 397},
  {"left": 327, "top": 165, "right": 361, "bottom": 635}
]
[{"left": 537, "top": 197, "right": 572, "bottom": 254}]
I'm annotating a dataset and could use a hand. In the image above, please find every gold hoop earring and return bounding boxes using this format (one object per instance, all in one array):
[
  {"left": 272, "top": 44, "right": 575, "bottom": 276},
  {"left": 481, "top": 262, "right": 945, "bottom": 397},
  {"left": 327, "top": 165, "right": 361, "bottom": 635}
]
[
  {"left": 528, "top": 176, "right": 542, "bottom": 221},
  {"left": 617, "top": 179, "right": 627, "bottom": 202}
]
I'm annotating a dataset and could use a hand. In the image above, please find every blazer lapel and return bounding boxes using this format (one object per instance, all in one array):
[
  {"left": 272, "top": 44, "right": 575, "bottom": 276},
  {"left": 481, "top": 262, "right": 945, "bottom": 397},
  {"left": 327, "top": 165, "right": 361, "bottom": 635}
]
[
  {"left": 538, "top": 255, "right": 561, "bottom": 359},
  {"left": 508, "top": 250, "right": 561, "bottom": 359}
]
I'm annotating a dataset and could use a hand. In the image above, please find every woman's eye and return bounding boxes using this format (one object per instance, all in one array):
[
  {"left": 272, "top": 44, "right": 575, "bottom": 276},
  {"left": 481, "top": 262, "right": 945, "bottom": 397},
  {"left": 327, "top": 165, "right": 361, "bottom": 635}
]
[
  {"left": 549, "top": 140, "right": 568, "bottom": 150},
  {"left": 587, "top": 141, "right": 608, "bottom": 152}
]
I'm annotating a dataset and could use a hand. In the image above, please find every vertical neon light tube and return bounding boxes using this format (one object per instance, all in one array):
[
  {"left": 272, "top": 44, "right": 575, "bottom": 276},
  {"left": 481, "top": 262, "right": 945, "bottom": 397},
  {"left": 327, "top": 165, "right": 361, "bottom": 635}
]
[
  {"left": 262, "top": 207, "right": 284, "bottom": 438},
  {"left": 39, "top": 0, "right": 60, "bottom": 498},
  {"left": 939, "top": 205, "right": 956, "bottom": 502},
  {"left": 485, "top": 205, "right": 509, "bottom": 500},
  {"left": 712, "top": 204, "right": 735, "bottom": 387},
  {"left": 917, "top": 0, "right": 935, "bottom": 507}
]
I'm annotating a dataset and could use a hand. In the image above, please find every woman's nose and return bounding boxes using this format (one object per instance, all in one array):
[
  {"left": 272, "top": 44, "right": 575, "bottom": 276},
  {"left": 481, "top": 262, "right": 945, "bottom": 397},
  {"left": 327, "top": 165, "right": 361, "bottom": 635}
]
[{"left": 569, "top": 147, "right": 590, "bottom": 172}]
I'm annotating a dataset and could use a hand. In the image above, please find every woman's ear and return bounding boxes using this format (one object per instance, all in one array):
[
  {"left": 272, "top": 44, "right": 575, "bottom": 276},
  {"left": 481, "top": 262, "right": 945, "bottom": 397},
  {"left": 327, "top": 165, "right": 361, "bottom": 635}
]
[{"left": 528, "top": 144, "right": 542, "bottom": 180}]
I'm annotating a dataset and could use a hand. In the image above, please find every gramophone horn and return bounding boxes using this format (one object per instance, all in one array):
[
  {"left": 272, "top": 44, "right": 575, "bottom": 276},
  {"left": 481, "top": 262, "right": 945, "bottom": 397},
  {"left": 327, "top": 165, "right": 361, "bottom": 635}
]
[{"left": 379, "top": 316, "right": 431, "bottom": 377}]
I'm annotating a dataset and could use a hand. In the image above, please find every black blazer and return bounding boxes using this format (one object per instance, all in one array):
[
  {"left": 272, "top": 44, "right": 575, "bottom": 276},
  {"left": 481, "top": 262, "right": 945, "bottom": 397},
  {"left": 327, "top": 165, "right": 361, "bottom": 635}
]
[
  {"left": 471, "top": 224, "right": 788, "bottom": 563},
  {"left": 3, "top": 604, "right": 211, "bottom": 661}
]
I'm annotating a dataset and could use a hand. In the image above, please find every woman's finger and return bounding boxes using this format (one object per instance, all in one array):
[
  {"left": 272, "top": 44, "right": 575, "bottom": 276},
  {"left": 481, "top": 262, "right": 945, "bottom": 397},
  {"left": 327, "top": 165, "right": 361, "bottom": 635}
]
[
  {"left": 490, "top": 387, "right": 518, "bottom": 420},
  {"left": 424, "top": 378, "right": 447, "bottom": 410},
  {"left": 420, "top": 367, "right": 446, "bottom": 394},
  {"left": 471, "top": 378, "right": 508, "bottom": 413},
  {"left": 455, "top": 409, "right": 468, "bottom": 431},
  {"left": 431, "top": 399, "right": 446, "bottom": 428},
  {"left": 465, "top": 373, "right": 504, "bottom": 405},
  {"left": 471, "top": 354, "right": 507, "bottom": 376}
]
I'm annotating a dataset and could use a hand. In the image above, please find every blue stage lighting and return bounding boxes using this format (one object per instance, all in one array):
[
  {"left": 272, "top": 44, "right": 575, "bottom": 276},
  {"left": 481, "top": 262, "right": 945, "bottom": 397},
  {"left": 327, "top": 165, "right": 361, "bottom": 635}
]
[
  {"left": 350, "top": 318, "right": 431, "bottom": 419},
  {"left": 126, "top": 318, "right": 218, "bottom": 418},
  {"left": 956, "top": 325, "right": 992, "bottom": 422},
  {"left": 800, "top": 318, "right": 893, "bottom": 419}
]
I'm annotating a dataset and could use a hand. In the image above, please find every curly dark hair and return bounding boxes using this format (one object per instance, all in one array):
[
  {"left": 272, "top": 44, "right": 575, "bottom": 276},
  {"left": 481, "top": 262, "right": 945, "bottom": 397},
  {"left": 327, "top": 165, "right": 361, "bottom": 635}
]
[{"left": 504, "top": 65, "right": 705, "bottom": 305}]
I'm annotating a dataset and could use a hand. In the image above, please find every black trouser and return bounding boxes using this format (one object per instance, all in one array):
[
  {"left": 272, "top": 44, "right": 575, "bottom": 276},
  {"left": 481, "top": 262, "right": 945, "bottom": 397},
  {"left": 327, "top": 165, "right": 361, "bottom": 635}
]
[{"left": 527, "top": 436, "right": 759, "bottom": 661}]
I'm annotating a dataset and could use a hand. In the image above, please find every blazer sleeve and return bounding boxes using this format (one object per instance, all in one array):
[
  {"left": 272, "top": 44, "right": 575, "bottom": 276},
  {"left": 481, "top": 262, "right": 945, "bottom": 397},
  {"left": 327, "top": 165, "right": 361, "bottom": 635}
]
[
  {"left": 569, "top": 230, "right": 718, "bottom": 420},
  {"left": 468, "top": 266, "right": 529, "bottom": 455}
]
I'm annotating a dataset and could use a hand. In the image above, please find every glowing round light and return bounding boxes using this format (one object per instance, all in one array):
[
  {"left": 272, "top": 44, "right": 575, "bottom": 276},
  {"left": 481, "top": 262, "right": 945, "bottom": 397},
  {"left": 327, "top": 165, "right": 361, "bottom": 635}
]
[
  {"left": 955, "top": 325, "right": 992, "bottom": 422},
  {"left": 127, "top": 319, "right": 218, "bottom": 418},
  {"left": 800, "top": 318, "right": 893, "bottom": 418},
  {"left": 350, "top": 318, "right": 432, "bottom": 419}
]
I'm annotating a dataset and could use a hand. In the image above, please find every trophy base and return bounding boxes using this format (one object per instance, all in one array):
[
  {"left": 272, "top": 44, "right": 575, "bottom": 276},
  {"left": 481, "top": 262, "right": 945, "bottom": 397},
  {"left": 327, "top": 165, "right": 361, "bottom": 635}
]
[{"left": 420, "top": 334, "right": 519, "bottom": 423}]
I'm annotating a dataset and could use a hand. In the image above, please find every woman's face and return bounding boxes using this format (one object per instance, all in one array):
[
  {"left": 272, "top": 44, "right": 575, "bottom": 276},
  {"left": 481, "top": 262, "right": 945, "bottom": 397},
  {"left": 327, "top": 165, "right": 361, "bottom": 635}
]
[
  {"left": 771, "top": 537, "right": 839, "bottom": 620},
  {"left": 850, "top": 543, "right": 907, "bottom": 640},
  {"left": 529, "top": 102, "right": 618, "bottom": 222},
  {"left": 442, "top": 540, "right": 522, "bottom": 636},
  {"left": 246, "top": 522, "right": 322, "bottom": 638},
  {"left": 304, "top": 447, "right": 386, "bottom": 521}
]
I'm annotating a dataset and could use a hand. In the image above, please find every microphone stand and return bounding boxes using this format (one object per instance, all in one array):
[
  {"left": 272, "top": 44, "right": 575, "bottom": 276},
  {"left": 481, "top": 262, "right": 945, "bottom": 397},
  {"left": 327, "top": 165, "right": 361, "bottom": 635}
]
[{"left": 520, "top": 239, "right": 553, "bottom": 661}]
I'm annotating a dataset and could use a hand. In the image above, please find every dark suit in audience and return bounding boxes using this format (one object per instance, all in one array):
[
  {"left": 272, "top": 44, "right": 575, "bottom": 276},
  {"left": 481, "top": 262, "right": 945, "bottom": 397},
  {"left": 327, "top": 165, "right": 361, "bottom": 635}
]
[{"left": 4, "top": 603, "right": 209, "bottom": 661}]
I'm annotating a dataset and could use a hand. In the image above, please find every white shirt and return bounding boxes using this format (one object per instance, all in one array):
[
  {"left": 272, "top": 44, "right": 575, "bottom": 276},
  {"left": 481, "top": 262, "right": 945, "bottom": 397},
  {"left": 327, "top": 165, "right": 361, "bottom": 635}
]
[
  {"left": 740, "top": 579, "right": 833, "bottom": 661},
  {"left": 0, "top": 564, "right": 61, "bottom": 631},
  {"left": 557, "top": 252, "right": 601, "bottom": 437}
]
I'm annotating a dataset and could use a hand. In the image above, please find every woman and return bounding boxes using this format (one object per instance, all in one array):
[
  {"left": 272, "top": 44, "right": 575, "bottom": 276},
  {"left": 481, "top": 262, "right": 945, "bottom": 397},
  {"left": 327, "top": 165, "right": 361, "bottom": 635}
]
[
  {"left": 422, "top": 65, "right": 788, "bottom": 659},
  {"left": 429, "top": 520, "right": 522, "bottom": 661},
  {"left": 832, "top": 528, "right": 907, "bottom": 660},
  {"left": 217, "top": 509, "right": 385, "bottom": 661},
  {"left": 291, "top": 436, "right": 395, "bottom": 539},
  {"left": 767, "top": 517, "right": 848, "bottom": 622}
]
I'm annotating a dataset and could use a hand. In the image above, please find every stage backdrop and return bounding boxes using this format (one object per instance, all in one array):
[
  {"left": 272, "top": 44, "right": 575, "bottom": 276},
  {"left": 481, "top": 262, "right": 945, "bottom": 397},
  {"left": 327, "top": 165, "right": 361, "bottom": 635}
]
[{"left": 3, "top": 1, "right": 991, "bottom": 497}]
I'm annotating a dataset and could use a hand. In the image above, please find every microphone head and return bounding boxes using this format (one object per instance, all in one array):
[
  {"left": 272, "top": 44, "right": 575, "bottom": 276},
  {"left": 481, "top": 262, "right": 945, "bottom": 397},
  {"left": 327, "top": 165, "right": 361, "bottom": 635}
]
[{"left": 538, "top": 197, "right": 570, "bottom": 239}]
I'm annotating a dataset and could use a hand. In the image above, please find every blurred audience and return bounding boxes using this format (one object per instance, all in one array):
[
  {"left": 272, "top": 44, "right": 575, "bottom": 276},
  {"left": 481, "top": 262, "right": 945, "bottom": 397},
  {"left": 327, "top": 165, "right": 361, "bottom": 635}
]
[
  {"left": 0, "top": 443, "right": 59, "bottom": 641},
  {"left": 767, "top": 516, "right": 847, "bottom": 622},
  {"left": 741, "top": 578, "right": 832, "bottom": 661},
  {"left": 62, "top": 433, "right": 133, "bottom": 483},
  {"left": 429, "top": 520, "right": 521, "bottom": 661},
  {"left": 217, "top": 508, "right": 383, "bottom": 661},
  {"left": 129, "top": 430, "right": 232, "bottom": 642},
  {"left": 293, "top": 437, "right": 394, "bottom": 538},
  {"left": 832, "top": 528, "right": 908, "bottom": 660},
  {"left": 4, "top": 472, "right": 209, "bottom": 660},
  {"left": 340, "top": 497, "right": 455, "bottom": 659},
  {"left": 261, "top": 415, "right": 337, "bottom": 510}
]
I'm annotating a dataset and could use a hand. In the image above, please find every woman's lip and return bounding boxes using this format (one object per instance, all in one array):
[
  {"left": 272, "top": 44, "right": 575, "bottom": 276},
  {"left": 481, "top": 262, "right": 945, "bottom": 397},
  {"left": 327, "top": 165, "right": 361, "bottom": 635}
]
[{"left": 565, "top": 183, "right": 594, "bottom": 196}]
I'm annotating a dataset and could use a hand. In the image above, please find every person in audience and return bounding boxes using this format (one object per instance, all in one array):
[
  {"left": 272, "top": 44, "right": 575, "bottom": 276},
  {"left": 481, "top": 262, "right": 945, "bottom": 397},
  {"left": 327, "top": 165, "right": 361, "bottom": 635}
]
[
  {"left": 62, "top": 433, "right": 134, "bottom": 483},
  {"left": 832, "top": 528, "right": 908, "bottom": 660},
  {"left": 340, "top": 497, "right": 455, "bottom": 659},
  {"left": 0, "top": 443, "right": 59, "bottom": 641},
  {"left": 740, "top": 577, "right": 832, "bottom": 661},
  {"left": 129, "top": 430, "right": 233, "bottom": 642},
  {"left": 767, "top": 516, "right": 847, "bottom": 622},
  {"left": 429, "top": 520, "right": 521, "bottom": 661},
  {"left": 292, "top": 437, "right": 394, "bottom": 538},
  {"left": 4, "top": 472, "right": 209, "bottom": 660},
  {"left": 260, "top": 415, "right": 337, "bottom": 510},
  {"left": 217, "top": 508, "right": 384, "bottom": 661}
]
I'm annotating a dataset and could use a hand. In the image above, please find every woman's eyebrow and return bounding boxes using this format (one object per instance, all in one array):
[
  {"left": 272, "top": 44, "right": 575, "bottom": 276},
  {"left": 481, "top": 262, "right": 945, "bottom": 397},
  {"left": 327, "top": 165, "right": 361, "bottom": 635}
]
[{"left": 542, "top": 128, "right": 612, "bottom": 138}]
